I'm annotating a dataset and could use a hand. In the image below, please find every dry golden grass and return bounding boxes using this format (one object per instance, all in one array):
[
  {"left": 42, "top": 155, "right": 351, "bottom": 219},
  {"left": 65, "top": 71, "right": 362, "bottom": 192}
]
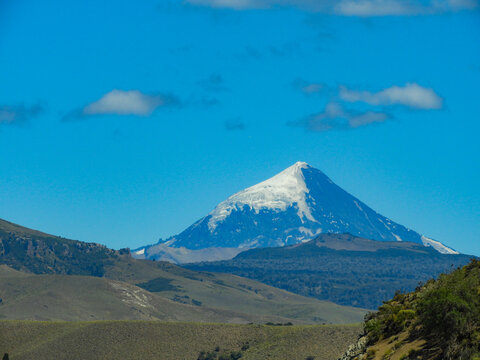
[{"left": 366, "top": 331, "right": 427, "bottom": 360}]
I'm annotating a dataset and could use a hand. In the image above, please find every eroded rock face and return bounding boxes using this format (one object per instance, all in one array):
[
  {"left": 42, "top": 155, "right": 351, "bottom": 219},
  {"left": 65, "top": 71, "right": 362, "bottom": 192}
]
[{"left": 338, "top": 336, "right": 368, "bottom": 360}]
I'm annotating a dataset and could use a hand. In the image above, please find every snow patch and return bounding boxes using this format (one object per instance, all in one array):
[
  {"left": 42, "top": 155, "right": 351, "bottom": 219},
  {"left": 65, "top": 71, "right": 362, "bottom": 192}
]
[
  {"left": 299, "top": 226, "right": 313, "bottom": 236},
  {"left": 163, "top": 238, "right": 176, "bottom": 246},
  {"left": 393, "top": 234, "right": 402, "bottom": 242},
  {"left": 208, "top": 161, "right": 316, "bottom": 231},
  {"left": 421, "top": 235, "right": 459, "bottom": 255},
  {"left": 239, "top": 237, "right": 262, "bottom": 248},
  {"left": 353, "top": 200, "right": 363, "bottom": 212},
  {"left": 378, "top": 218, "right": 391, "bottom": 231},
  {"left": 134, "top": 248, "right": 145, "bottom": 255}
]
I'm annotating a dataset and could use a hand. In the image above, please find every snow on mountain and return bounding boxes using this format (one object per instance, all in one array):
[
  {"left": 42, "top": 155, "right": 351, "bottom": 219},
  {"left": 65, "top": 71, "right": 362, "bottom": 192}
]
[
  {"left": 134, "top": 248, "right": 145, "bottom": 255},
  {"left": 421, "top": 235, "right": 458, "bottom": 254},
  {"left": 136, "top": 161, "right": 458, "bottom": 256},
  {"left": 208, "top": 161, "right": 315, "bottom": 231}
]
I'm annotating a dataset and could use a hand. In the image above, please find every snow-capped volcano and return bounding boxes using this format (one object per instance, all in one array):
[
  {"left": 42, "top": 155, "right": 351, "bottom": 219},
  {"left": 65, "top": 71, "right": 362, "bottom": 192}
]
[
  {"left": 208, "top": 161, "right": 315, "bottom": 231},
  {"left": 139, "top": 162, "right": 457, "bottom": 256}
]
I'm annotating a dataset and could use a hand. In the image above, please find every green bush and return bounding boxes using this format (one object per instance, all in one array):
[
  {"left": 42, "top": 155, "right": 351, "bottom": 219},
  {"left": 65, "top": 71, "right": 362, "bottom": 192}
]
[
  {"left": 364, "top": 318, "right": 382, "bottom": 343},
  {"left": 363, "top": 259, "right": 480, "bottom": 360},
  {"left": 197, "top": 351, "right": 217, "bottom": 360},
  {"left": 415, "top": 260, "right": 480, "bottom": 358},
  {"left": 229, "top": 351, "right": 242, "bottom": 360}
]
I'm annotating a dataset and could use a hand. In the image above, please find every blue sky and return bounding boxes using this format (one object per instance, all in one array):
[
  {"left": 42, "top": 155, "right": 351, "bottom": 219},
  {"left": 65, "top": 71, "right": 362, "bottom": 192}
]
[{"left": 0, "top": 0, "right": 479, "bottom": 254}]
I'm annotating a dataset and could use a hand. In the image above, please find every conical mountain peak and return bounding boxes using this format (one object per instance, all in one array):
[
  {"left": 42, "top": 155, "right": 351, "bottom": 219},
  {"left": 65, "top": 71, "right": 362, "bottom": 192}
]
[
  {"left": 208, "top": 162, "right": 316, "bottom": 231},
  {"left": 153, "top": 163, "right": 457, "bottom": 254},
  {"left": 290, "top": 161, "right": 310, "bottom": 169}
]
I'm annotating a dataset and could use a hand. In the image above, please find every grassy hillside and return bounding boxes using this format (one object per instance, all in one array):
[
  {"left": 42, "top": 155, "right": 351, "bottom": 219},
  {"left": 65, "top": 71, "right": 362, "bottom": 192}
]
[
  {"left": 342, "top": 259, "right": 480, "bottom": 360},
  {"left": 105, "top": 259, "right": 366, "bottom": 324},
  {"left": 186, "top": 234, "right": 474, "bottom": 308},
  {"left": 0, "top": 264, "right": 364, "bottom": 324},
  {"left": 0, "top": 265, "right": 264, "bottom": 323},
  {"left": 0, "top": 219, "right": 367, "bottom": 324},
  {"left": 0, "top": 263, "right": 365, "bottom": 324},
  {"left": 0, "top": 321, "right": 362, "bottom": 360}
]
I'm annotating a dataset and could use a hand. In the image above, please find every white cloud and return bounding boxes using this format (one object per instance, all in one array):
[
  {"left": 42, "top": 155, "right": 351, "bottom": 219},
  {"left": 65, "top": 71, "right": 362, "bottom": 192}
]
[
  {"left": 83, "top": 90, "right": 174, "bottom": 116},
  {"left": 339, "top": 83, "right": 443, "bottom": 109},
  {"left": 334, "top": 0, "right": 419, "bottom": 16},
  {"left": 349, "top": 110, "right": 389, "bottom": 127},
  {"left": 186, "top": 0, "right": 270, "bottom": 10},
  {"left": 293, "top": 78, "right": 325, "bottom": 94},
  {"left": 186, "top": 0, "right": 478, "bottom": 15},
  {"left": 442, "top": 0, "right": 479, "bottom": 10},
  {"left": 289, "top": 102, "right": 390, "bottom": 131},
  {"left": 302, "top": 83, "right": 324, "bottom": 94},
  {"left": 335, "top": 0, "right": 478, "bottom": 15}
]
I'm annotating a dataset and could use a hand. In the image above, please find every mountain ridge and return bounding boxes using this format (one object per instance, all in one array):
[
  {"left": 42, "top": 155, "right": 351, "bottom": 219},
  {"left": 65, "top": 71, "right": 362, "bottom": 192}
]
[{"left": 185, "top": 233, "right": 474, "bottom": 309}]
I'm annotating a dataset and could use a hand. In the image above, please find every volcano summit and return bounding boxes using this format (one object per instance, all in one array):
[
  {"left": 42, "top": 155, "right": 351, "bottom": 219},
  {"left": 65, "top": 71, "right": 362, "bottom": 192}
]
[{"left": 136, "top": 162, "right": 457, "bottom": 257}]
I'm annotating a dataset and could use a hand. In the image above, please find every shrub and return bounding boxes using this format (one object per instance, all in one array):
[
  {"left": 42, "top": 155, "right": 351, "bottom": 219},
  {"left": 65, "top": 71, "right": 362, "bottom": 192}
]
[
  {"left": 229, "top": 351, "right": 242, "bottom": 360},
  {"left": 363, "top": 259, "right": 480, "bottom": 360},
  {"left": 415, "top": 260, "right": 480, "bottom": 358},
  {"left": 197, "top": 351, "right": 217, "bottom": 360},
  {"left": 364, "top": 318, "right": 382, "bottom": 343}
]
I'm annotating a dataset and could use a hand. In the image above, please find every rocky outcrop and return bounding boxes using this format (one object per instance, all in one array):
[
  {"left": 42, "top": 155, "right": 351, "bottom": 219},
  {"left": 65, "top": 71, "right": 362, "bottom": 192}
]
[{"left": 338, "top": 336, "right": 368, "bottom": 360}]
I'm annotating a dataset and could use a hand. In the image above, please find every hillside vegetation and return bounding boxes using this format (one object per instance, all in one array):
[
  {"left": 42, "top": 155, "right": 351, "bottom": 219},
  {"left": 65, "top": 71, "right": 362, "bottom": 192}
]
[
  {"left": 186, "top": 234, "right": 474, "bottom": 308},
  {"left": 343, "top": 259, "right": 480, "bottom": 360},
  {"left": 0, "top": 219, "right": 366, "bottom": 324},
  {"left": 0, "top": 219, "right": 120, "bottom": 276},
  {"left": 0, "top": 321, "right": 361, "bottom": 360}
]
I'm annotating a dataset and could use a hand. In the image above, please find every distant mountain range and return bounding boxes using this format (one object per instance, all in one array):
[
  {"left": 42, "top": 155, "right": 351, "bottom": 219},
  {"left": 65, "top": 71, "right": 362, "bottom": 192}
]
[
  {"left": 186, "top": 233, "right": 474, "bottom": 309},
  {"left": 0, "top": 218, "right": 366, "bottom": 324},
  {"left": 134, "top": 161, "right": 457, "bottom": 262}
]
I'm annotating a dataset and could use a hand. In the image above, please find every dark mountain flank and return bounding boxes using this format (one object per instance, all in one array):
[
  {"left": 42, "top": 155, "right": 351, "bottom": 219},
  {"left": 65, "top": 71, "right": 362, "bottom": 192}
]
[
  {"left": 185, "top": 233, "right": 474, "bottom": 309},
  {"left": 0, "top": 218, "right": 122, "bottom": 276}
]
